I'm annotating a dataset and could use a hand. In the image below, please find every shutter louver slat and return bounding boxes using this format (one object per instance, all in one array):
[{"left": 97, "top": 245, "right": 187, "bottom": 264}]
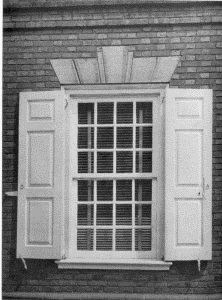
[
  {"left": 135, "top": 229, "right": 152, "bottom": 251},
  {"left": 97, "top": 152, "right": 113, "bottom": 173},
  {"left": 78, "top": 180, "right": 94, "bottom": 202},
  {"left": 117, "top": 102, "right": 133, "bottom": 124},
  {"left": 97, "top": 127, "right": 114, "bottom": 149},
  {"left": 135, "top": 204, "right": 151, "bottom": 226},
  {"left": 136, "top": 127, "right": 152, "bottom": 149},
  {"left": 116, "top": 180, "right": 132, "bottom": 201},
  {"left": 78, "top": 152, "right": 94, "bottom": 173},
  {"left": 136, "top": 102, "right": 152, "bottom": 124},
  {"left": 116, "top": 204, "right": 132, "bottom": 225},
  {"left": 78, "top": 103, "right": 94, "bottom": 124},
  {"left": 97, "top": 180, "right": 113, "bottom": 202},
  {"left": 135, "top": 180, "right": 152, "bottom": 202},
  {"left": 78, "top": 128, "right": 94, "bottom": 149},
  {"left": 117, "top": 127, "right": 133, "bottom": 148},
  {"left": 136, "top": 152, "right": 152, "bottom": 173},
  {"left": 96, "top": 229, "right": 112, "bottom": 250},
  {"left": 77, "top": 228, "right": 93, "bottom": 250},
  {"left": 116, "top": 151, "right": 133, "bottom": 173},
  {"left": 97, "top": 204, "right": 113, "bottom": 226},
  {"left": 116, "top": 229, "right": 132, "bottom": 250},
  {"left": 97, "top": 103, "right": 113, "bottom": 124},
  {"left": 77, "top": 205, "right": 94, "bottom": 226}
]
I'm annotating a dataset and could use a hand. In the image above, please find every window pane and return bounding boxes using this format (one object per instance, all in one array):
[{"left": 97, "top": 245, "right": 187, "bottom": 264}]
[
  {"left": 97, "top": 152, "right": 113, "bottom": 173},
  {"left": 116, "top": 151, "right": 133, "bottom": 173},
  {"left": 135, "top": 204, "right": 151, "bottom": 226},
  {"left": 97, "top": 127, "right": 114, "bottom": 149},
  {"left": 78, "top": 103, "right": 94, "bottom": 125},
  {"left": 97, "top": 180, "right": 113, "bottom": 202},
  {"left": 116, "top": 204, "right": 132, "bottom": 225},
  {"left": 96, "top": 229, "right": 112, "bottom": 250},
  {"left": 117, "top": 127, "right": 133, "bottom": 148},
  {"left": 135, "top": 228, "right": 152, "bottom": 251},
  {"left": 78, "top": 152, "right": 94, "bottom": 173},
  {"left": 97, "top": 103, "right": 113, "bottom": 124},
  {"left": 97, "top": 204, "right": 113, "bottom": 225},
  {"left": 117, "top": 102, "right": 133, "bottom": 124},
  {"left": 116, "top": 180, "right": 132, "bottom": 201},
  {"left": 78, "top": 128, "right": 94, "bottom": 149},
  {"left": 136, "top": 151, "right": 152, "bottom": 173},
  {"left": 136, "top": 102, "right": 152, "bottom": 124},
  {"left": 78, "top": 204, "right": 94, "bottom": 226},
  {"left": 136, "top": 127, "right": 152, "bottom": 148},
  {"left": 78, "top": 180, "right": 94, "bottom": 202},
  {"left": 135, "top": 180, "right": 152, "bottom": 202},
  {"left": 116, "top": 229, "right": 132, "bottom": 251},
  {"left": 77, "top": 228, "right": 93, "bottom": 250}
]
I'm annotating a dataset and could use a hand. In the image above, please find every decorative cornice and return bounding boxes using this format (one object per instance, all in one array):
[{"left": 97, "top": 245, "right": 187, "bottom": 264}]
[{"left": 50, "top": 46, "right": 180, "bottom": 85}]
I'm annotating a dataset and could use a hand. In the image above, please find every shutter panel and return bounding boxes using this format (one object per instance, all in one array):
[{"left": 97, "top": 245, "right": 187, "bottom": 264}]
[
  {"left": 165, "top": 88, "right": 212, "bottom": 261},
  {"left": 17, "top": 90, "right": 66, "bottom": 259}
]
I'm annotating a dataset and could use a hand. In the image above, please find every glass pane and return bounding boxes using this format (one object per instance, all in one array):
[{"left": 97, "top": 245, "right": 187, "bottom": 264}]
[
  {"left": 116, "top": 229, "right": 132, "bottom": 251},
  {"left": 135, "top": 204, "right": 151, "bottom": 226},
  {"left": 117, "top": 127, "right": 133, "bottom": 148},
  {"left": 116, "top": 151, "right": 133, "bottom": 173},
  {"left": 97, "top": 127, "right": 114, "bottom": 149},
  {"left": 136, "top": 102, "right": 152, "bottom": 124},
  {"left": 78, "top": 103, "right": 94, "bottom": 125},
  {"left": 78, "top": 180, "right": 94, "bottom": 202},
  {"left": 78, "top": 152, "right": 94, "bottom": 173},
  {"left": 97, "top": 103, "right": 113, "bottom": 124},
  {"left": 135, "top": 228, "right": 152, "bottom": 251},
  {"left": 97, "top": 204, "right": 113, "bottom": 225},
  {"left": 97, "top": 180, "right": 113, "bottom": 202},
  {"left": 116, "top": 180, "right": 132, "bottom": 201},
  {"left": 78, "top": 128, "right": 94, "bottom": 149},
  {"left": 135, "top": 180, "right": 152, "bottom": 202},
  {"left": 136, "top": 127, "right": 152, "bottom": 149},
  {"left": 97, "top": 152, "right": 113, "bottom": 173},
  {"left": 96, "top": 229, "right": 112, "bottom": 250},
  {"left": 117, "top": 102, "right": 133, "bottom": 124},
  {"left": 77, "top": 228, "right": 93, "bottom": 250},
  {"left": 116, "top": 204, "right": 132, "bottom": 225},
  {"left": 78, "top": 204, "right": 94, "bottom": 226},
  {"left": 136, "top": 151, "right": 152, "bottom": 173}
]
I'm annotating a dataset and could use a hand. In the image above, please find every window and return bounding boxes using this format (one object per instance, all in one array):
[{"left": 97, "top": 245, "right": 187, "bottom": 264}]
[
  {"left": 69, "top": 93, "right": 162, "bottom": 260},
  {"left": 16, "top": 87, "right": 212, "bottom": 270}
]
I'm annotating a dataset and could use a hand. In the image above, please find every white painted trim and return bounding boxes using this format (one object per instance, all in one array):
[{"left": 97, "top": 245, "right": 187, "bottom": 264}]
[{"left": 56, "top": 258, "right": 172, "bottom": 270}]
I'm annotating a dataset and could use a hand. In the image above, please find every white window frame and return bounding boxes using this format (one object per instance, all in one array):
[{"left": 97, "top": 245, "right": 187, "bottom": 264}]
[{"left": 58, "top": 85, "right": 171, "bottom": 269}]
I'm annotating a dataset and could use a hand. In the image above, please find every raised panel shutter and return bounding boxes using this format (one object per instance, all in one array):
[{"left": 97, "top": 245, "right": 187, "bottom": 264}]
[
  {"left": 165, "top": 88, "right": 212, "bottom": 261},
  {"left": 17, "top": 91, "right": 66, "bottom": 259}
]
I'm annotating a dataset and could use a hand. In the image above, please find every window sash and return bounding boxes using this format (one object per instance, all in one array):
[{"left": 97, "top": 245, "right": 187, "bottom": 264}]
[{"left": 69, "top": 92, "right": 162, "bottom": 259}]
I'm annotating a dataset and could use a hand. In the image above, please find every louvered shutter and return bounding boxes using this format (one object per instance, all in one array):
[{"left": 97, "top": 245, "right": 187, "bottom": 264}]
[
  {"left": 17, "top": 91, "right": 66, "bottom": 259},
  {"left": 165, "top": 88, "right": 212, "bottom": 261}
]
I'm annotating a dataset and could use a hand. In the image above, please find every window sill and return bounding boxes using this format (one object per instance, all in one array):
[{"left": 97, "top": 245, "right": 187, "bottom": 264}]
[{"left": 56, "top": 258, "right": 172, "bottom": 270}]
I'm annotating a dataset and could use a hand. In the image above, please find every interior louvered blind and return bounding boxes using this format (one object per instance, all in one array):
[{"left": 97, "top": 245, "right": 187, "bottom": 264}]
[{"left": 76, "top": 99, "right": 154, "bottom": 254}]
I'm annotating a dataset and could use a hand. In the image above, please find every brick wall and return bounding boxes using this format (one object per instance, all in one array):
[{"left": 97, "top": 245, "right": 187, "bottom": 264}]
[{"left": 3, "top": 1, "right": 222, "bottom": 296}]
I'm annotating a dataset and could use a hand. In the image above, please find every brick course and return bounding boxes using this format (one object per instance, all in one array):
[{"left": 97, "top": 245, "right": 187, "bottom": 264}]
[{"left": 2, "top": 0, "right": 222, "bottom": 297}]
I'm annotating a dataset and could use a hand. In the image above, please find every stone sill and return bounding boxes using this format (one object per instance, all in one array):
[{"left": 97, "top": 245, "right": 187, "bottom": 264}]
[{"left": 56, "top": 258, "right": 172, "bottom": 270}]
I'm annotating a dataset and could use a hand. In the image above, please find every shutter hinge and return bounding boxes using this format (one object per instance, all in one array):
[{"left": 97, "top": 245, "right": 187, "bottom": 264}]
[
  {"left": 65, "top": 97, "right": 69, "bottom": 109},
  {"left": 197, "top": 259, "right": 201, "bottom": 272},
  {"left": 20, "top": 257, "right": 27, "bottom": 270},
  {"left": 161, "top": 91, "right": 165, "bottom": 104},
  {"left": 62, "top": 253, "right": 66, "bottom": 260}
]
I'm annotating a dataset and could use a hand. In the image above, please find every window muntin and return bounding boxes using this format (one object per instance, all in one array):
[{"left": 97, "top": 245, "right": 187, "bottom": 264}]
[{"left": 71, "top": 96, "right": 159, "bottom": 259}]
